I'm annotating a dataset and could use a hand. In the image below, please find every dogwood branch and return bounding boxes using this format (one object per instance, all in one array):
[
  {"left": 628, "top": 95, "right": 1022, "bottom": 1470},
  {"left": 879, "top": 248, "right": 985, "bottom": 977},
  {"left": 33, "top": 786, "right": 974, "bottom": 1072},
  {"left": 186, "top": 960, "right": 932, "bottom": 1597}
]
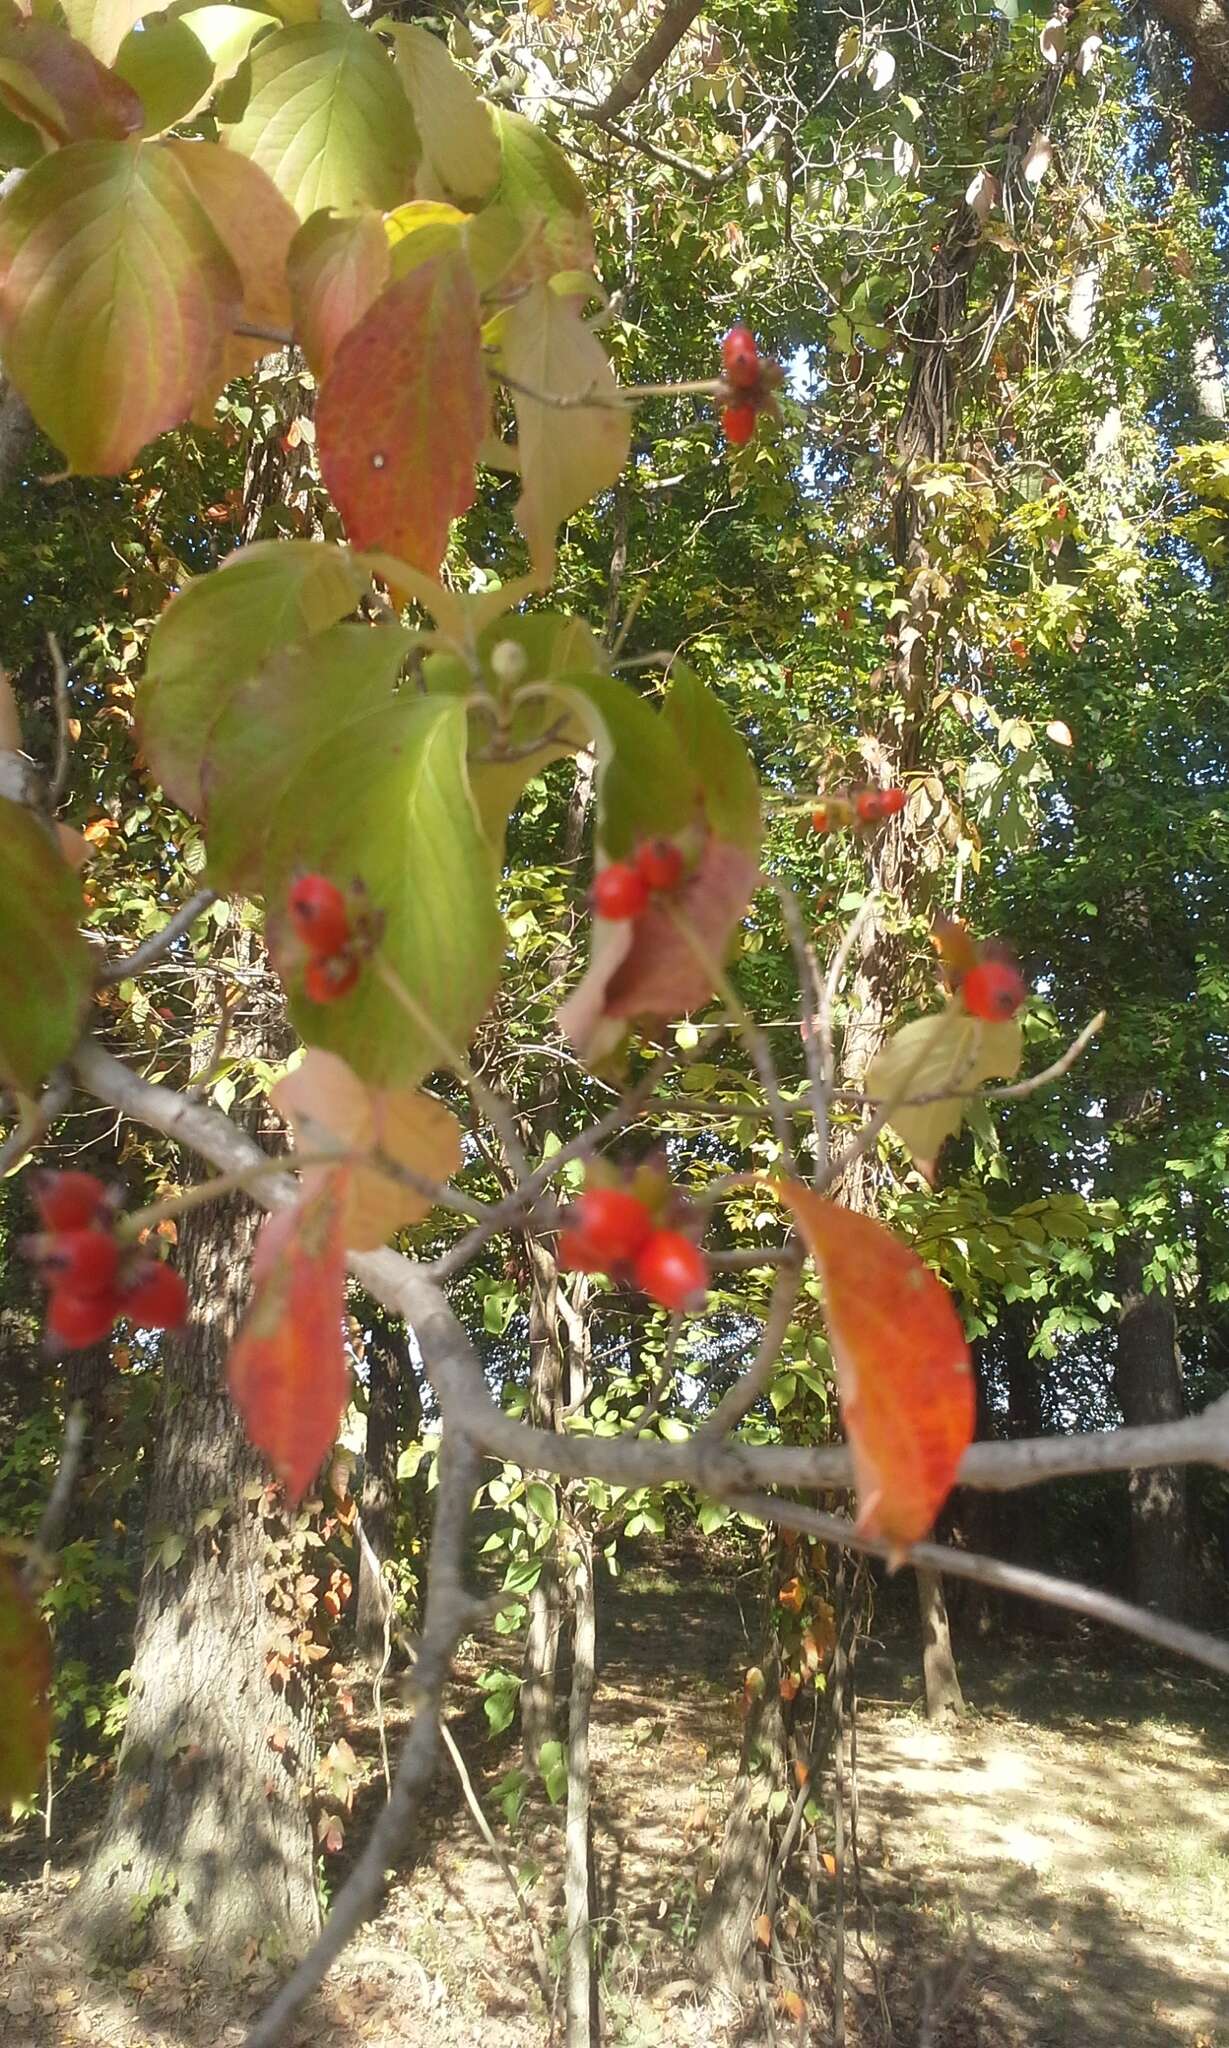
[{"left": 97, "top": 889, "right": 218, "bottom": 986}]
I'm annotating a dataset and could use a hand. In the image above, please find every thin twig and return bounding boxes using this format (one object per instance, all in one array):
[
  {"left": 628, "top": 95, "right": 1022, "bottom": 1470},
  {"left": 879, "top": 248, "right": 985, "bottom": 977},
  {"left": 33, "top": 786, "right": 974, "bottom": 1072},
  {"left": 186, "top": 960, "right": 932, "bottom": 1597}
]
[
  {"left": 816, "top": 887, "right": 881, "bottom": 1167},
  {"left": 772, "top": 875, "right": 830, "bottom": 1174},
  {"left": 438, "top": 1715, "right": 553, "bottom": 2006},
  {"left": 698, "top": 1257, "right": 803, "bottom": 1440},
  {"left": 23, "top": 1404, "right": 88, "bottom": 1590},
  {"left": 98, "top": 890, "right": 218, "bottom": 986},
  {"left": 0, "top": 1071, "right": 72, "bottom": 1176},
  {"left": 46, "top": 634, "right": 71, "bottom": 809}
]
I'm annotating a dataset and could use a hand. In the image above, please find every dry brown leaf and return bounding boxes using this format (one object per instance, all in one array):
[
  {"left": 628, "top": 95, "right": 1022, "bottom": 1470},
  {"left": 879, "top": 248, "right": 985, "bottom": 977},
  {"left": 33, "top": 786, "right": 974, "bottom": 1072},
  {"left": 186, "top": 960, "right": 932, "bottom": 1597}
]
[{"left": 272, "top": 1048, "right": 461, "bottom": 1250}]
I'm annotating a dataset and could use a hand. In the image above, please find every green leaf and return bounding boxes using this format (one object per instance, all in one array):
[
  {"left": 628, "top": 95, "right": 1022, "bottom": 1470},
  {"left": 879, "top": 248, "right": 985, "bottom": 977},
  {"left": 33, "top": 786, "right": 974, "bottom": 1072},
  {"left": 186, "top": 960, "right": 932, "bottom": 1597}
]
[
  {"left": 864, "top": 1005, "right": 1024, "bottom": 1180},
  {"left": 566, "top": 674, "right": 696, "bottom": 857},
  {"left": 0, "top": 139, "right": 241, "bottom": 472},
  {"left": 176, "top": 5, "right": 277, "bottom": 100},
  {"left": 0, "top": 1560, "right": 51, "bottom": 1810},
  {"left": 0, "top": 800, "right": 92, "bottom": 1091},
  {"left": 205, "top": 627, "right": 503, "bottom": 1089},
  {"left": 139, "top": 540, "right": 372, "bottom": 813},
  {"left": 222, "top": 21, "right": 418, "bottom": 219},
  {"left": 317, "top": 248, "right": 487, "bottom": 577},
  {"left": 487, "top": 108, "right": 592, "bottom": 282},
  {"left": 524, "top": 1481, "right": 557, "bottom": 1524},
  {"left": 59, "top": 0, "right": 149, "bottom": 66},
  {"left": 383, "top": 198, "right": 467, "bottom": 280},
  {"left": 389, "top": 23, "right": 498, "bottom": 206},
  {"left": 501, "top": 283, "right": 629, "bottom": 584},
  {"left": 537, "top": 1738, "right": 567, "bottom": 1804},
  {"left": 662, "top": 663, "right": 761, "bottom": 855},
  {"left": 113, "top": 17, "right": 214, "bottom": 136}
]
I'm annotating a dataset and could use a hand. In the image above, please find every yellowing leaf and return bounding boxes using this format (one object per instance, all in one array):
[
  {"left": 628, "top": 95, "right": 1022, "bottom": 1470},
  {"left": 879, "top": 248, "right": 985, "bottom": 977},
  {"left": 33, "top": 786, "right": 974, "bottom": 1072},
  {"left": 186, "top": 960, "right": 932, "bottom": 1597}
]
[
  {"left": 317, "top": 249, "right": 487, "bottom": 577},
  {"left": 0, "top": 799, "right": 92, "bottom": 1090},
  {"left": 0, "top": 1561, "right": 51, "bottom": 1810},
  {"left": 164, "top": 141, "right": 299, "bottom": 398},
  {"left": 226, "top": 1173, "right": 349, "bottom": 1502},
  {"left": 0, "top": 139, "right": 241, "bottom": 472},
  {"left": 287, "top": 210, "right": 390, "bottom": 379},
  {"left": 863, "top": 1004, "right": 1023, "bottom": 1181},
  {"left": 390, "top": 23, "right": 499, "bottom": 206},
  {"left": 272, "top": 1048, "right": 461, "bottom": 1250},
  {"left": 0, "top": 16, "right": 143, "bottom": 143},
  {"left": 501, "top": 283, "right": 629, "bottom": 585},
  {"left": 223, "top": 21, "right": 418, "bottom": 220},
  {"left": 771, "top": 1186, "right": 975, "bottom": 1555},
  {"left": 59, "top": 0, "right": 148, "bottom": 67}
]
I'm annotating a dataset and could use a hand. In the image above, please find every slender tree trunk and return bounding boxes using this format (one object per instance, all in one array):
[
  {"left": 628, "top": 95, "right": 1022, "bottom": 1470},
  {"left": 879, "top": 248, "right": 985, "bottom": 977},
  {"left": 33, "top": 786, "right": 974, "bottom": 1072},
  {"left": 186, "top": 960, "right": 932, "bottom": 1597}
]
[
  {"left": 695, "top": 1606, "right": 786, "bottom": 1992},
  {"left": 66, "top": 1168, "right": 321, "bottom": 1960},
  {"left": 563, "top": 1528, "right": 599, "bottom": 2048},
  {"left": 915, "top": 1566, "right": 965, "bottom": 1723},
  {"left": 1115, "top": 1239, "right": 1189, "bottom": 1617}
]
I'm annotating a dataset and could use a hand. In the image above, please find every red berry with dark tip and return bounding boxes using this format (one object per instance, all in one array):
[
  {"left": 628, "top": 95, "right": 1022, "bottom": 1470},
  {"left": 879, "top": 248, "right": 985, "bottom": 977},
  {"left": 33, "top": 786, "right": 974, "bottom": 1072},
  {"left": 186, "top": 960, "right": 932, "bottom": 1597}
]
[
  {"left": 31, "top": 1170, "right": 107, "bottom": 1233},
  {"left": 961, "top": 959, "right": 1028, "bottom": 1021},
  {"left": 288, "top": 874, "right": 351, "bottom": 957},
  {"left": 721, "top": 323, "right": 760, "bottom": 391},
  {"left": 572, "top": 1187, "right": 653, "bottom": 1267},
  {"left": 592, "top": 862, "right": 650, "bottom": 921},
  {"left": 304, "top": 953, "right": 361, "bottom": 1004},
  {"left": 878, "top": 786, "right": 907, "bottom": 815},
  {"left": 46, "top": 1288, "right": 120, "bottom": 1350},
  {"left": 122, "top": 1260, "right": 189, "bottom": 1331},
  {"left": 635, "top": 839, "right": 684, "bottom": 893},
  {"left": 722, "top": 403, "right": 756, "bottom": 446},
  {"left": 43, "top": 1228, "right": 121, "bottom": 1297},
  {"left": 634, "top": 1231, "right": 710, "bottom": 1314}
]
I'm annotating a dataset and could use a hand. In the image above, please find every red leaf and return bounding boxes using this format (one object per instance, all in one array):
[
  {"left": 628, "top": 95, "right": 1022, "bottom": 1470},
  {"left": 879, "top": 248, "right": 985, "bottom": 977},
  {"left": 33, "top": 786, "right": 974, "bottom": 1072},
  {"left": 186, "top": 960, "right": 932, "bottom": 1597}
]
[
  {"left": 226, "top": 1174, "right": 349, "bottom": 1504},
  {"left": 0, "top": 1559, "right": 52, "bottom": 1808},
  {"left": 287, "top": 209, "right": 391, "bottom": 380},
  {"left": 317, "top": 250, "right": 488, "bottom": 576},
  {"left": 772, "top": 1185, "right": 975, "bottom": 1556},
  {"left": 558, "top": 836, "right": 759, "bottom": 1061},
  {"left": 0, "top": 18, "right": 143, "bottom": 145}
]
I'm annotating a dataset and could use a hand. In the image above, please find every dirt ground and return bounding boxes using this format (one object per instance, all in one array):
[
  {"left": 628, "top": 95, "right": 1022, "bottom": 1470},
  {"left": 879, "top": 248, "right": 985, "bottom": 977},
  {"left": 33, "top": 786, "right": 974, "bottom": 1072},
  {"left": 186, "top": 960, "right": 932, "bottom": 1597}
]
[{"left": 1, "top": 1554, "right": 1226, "bottom": 2047}]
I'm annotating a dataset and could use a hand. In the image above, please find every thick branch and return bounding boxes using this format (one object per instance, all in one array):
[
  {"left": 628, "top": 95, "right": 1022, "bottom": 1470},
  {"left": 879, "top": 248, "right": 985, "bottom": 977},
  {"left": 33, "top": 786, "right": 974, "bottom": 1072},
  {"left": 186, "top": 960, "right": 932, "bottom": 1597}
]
[{"left": 593, "top": 0, "right": 705, "bottom": 121}]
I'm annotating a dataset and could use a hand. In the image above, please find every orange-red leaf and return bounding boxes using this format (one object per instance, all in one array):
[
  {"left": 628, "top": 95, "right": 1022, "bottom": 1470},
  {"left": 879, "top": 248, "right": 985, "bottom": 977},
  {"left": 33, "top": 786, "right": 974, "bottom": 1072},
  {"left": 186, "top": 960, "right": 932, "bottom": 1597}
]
[
  {"left": 287, "top": 209, "right": 390, "bottom": 380},
  {"left": 226, "top": 1174, "right": 349, "bottom": 1503},
  {"left": 772, "top": 1185, "right": 974, "bottom": 1555},
  {"left": 0, "top": 17, "right": 143, "bottom": 146},
  {"left": 0, "top": 1559, "right": 52, "bottom": 1809},
  {"left": 317, "top": 249, "right": 488, "bottom": 577}
]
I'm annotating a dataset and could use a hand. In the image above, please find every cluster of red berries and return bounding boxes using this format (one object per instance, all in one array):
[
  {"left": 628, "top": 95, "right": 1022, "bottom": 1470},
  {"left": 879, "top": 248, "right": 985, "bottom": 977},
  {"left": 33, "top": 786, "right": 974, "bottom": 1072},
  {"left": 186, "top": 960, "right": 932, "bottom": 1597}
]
[
  {"left": 812, "top": 786, "right": 907, "bottom": 834},
  {"left": 23, "top": 1171, "right": 188, "bottom": 1350},
  {"left": 287, "top": 874, "right": 368, "bottom": 1005},
  {"left": 592, "top": 838, "right": 686, "bottom": 923},
  {"left": 719, "top": 324, "right": 784, "bottom": 446},
  {"left": 559, "top": 1181, "right": 710, "bottom": 1314},
  {"left": 959, "top": 957, "right": 1028, "bottom": 1021}
]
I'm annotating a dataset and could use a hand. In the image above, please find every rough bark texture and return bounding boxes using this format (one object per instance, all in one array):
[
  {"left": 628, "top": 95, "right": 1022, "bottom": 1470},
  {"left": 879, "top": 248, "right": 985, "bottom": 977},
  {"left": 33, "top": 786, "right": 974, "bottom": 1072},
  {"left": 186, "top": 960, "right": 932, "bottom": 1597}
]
[
  {"left": 563, "top": 1529, "right": 598, "bottom": 2048},
  {"left": 1146, "top": 0, "right": 1229, "bottom": 129},
  {"left": 695, "top": 1610, "right": 786, "bottom": 1992},
  {"left": 66, "top": 1174, "right": 321, "bottom": 1961},
  {"left": 1115, "top": 1240, "right": 1189, "bottom": 1618}
]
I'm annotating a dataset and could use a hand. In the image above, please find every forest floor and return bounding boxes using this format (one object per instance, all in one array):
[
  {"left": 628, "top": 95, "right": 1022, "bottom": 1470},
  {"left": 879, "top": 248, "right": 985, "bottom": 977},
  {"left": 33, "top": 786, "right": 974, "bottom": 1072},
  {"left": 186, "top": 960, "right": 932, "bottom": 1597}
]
[{"left": 1, "top": 1544, "right": 1226, "bottom": 2048}]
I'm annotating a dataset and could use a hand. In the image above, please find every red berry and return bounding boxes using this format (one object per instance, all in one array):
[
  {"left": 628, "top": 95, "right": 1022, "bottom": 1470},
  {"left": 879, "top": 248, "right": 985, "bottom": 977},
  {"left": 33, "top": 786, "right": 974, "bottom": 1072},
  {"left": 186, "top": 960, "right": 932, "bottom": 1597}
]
[
  {"left": 856, "top": 790, "right": 886, "bottom": 824},
  {"left": 635, "top": 839, "right": 684, "bottom": 893},
  {"left": 288, "top": 874, "right": 351, "bottom": 957},
  {"left": 559, "top": 1228, "right": 605, "bottom": 1274},
  {"left": 122, "top": 1260, "right": 189, "bottom": 1331},
  {"left": 722, "top": 404, "right": 756, "bottom": 446},
  {"left": 962, "top": 959, "right": 1028, "bottom": 1021},
  {"left": 572, "top": 1187, "right": 653, "bottom": 1267},
  {"left": 592, "top": 862, "right": 650, "bottom": 921},
  {"left": 46, "top": 1288, "right": 120, "bottom": 1349},
  {"left": 812, "top": 806, "right": 831, "bottom": 834},
  {"left": 42, "top": 1228, "right": 120, "bottom": 1297},
  {"left": 721, "top": 323, "right": 760, "bottom": 391},
  {"left": 878, "top": 786, "right": 907, "bottom": 815},
  {"left": 31, "top": 1170, "right": 107, "bottom": 1233},
  {"left": 633, "top": 1231, "right": 710, "bottom": 1314},
  {"left": 304, "top": 953, "right": 360, "bottom": 1004}
]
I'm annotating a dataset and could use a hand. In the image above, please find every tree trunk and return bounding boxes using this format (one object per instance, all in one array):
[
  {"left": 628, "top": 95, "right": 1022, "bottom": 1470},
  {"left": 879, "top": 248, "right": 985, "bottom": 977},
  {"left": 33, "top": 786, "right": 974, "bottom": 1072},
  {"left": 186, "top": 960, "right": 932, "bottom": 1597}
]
[
  {"left": 695, "top": 1613, "right": 786, "bottom": 1993},
  {"left": 521, "top": 1238, "right": 567, "bottom": 1765},
  {"left": 66, "top": 1173, "right": 321, "bottom": 1962},
  {"left": 563, "top": 1527, "right": 599, "bottom": 2048},
  {"left": 915, "top": 1565, "right": 965, "bottom": 1723},
  {"left": 1114, "top": 1239, "right": 1188, "bottom": 1617}
]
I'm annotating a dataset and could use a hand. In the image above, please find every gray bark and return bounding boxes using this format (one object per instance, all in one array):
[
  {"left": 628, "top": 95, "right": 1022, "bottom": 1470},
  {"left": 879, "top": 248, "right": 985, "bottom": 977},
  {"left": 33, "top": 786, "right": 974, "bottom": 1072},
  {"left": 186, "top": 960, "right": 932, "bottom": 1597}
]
[
  {"left": 695, "top": 1622, "right": 786, "bottom": 1991},
  {"left": 916, "top": 1565, "right": 965, "bottom": 1723}
]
